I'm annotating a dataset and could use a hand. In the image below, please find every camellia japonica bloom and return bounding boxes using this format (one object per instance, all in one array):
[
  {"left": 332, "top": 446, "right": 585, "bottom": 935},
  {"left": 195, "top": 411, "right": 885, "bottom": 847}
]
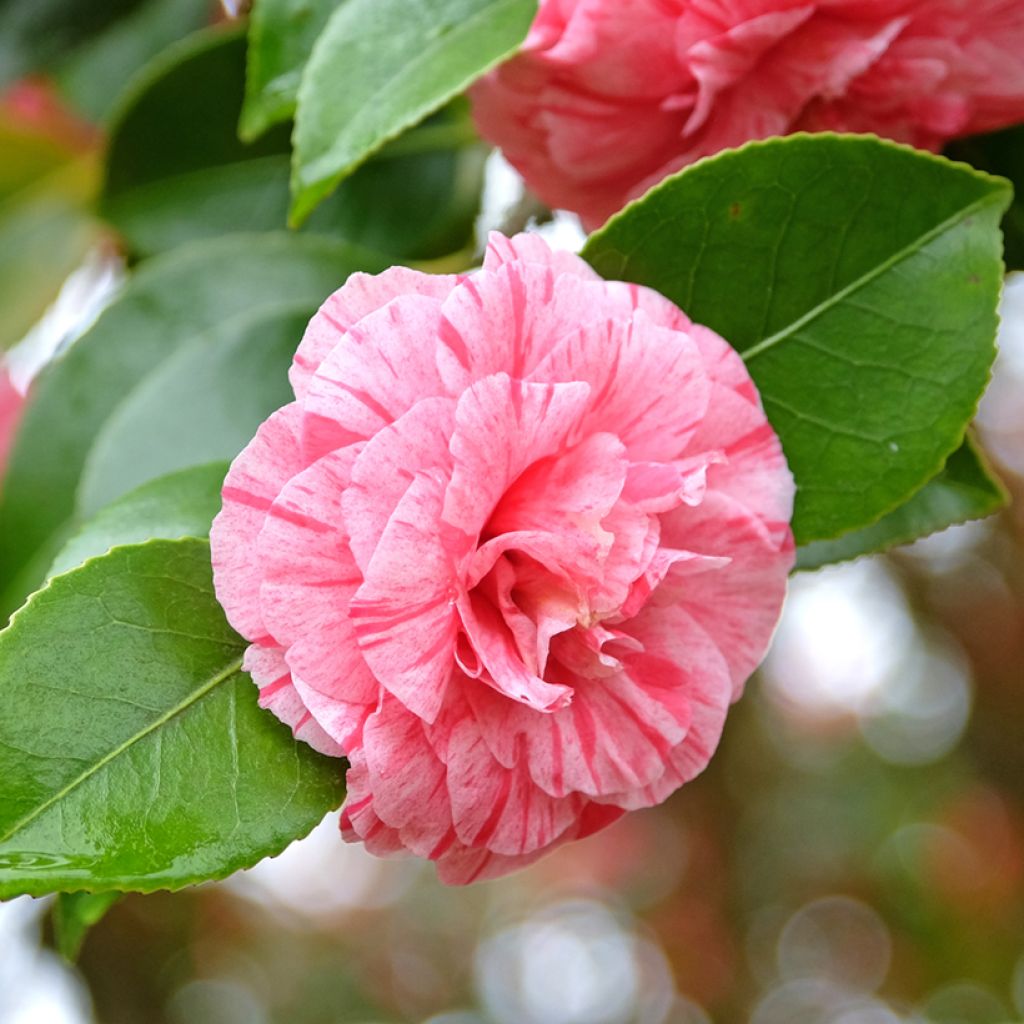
[
  {"left": 471, "top": 0, "right": 1024, "bottom": 228},
  {"left": 210, "top": 233, "right": 795, "bottom": 883}
]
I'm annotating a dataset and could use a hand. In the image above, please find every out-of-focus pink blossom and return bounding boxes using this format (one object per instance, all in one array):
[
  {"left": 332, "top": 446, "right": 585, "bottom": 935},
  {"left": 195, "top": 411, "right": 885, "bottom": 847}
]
[
  {"left": 210, "top": 233, "right": 795, "bottom": 883},
  {"left": 471, "top": 0, "right": 1024, "bottom": 228}
]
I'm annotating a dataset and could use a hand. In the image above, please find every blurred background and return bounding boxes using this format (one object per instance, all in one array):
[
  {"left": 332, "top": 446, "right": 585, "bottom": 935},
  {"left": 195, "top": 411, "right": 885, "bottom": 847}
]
[{"left": 3, "top": 2, "right": 1024, "bottom": 1021}]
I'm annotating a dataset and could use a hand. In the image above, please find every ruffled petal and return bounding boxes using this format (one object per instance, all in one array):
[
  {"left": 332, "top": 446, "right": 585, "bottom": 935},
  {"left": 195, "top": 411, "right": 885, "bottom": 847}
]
[
  {"left": 344, "top": 396, "right": 456, "bottom": 574},
  {"left": 531, "top": 312, "right": 711, "bottom": 461},
  {"left": 242, "top": 644, "right": 342, "bottom": 757},
  {"left": 256, "top": 445, "right": 379, "bottom": 744},
  {"left": 211, "top": 403, "right": 307, "bottom": 641},
  {"left": 301, "top": 295, "right": 451, "bottom": 461},
  {"left": 290, "top": 268, "right": 458, "bottom": 400},
  {"left": 350, "top": 470, "right": 459, "bottom": 723}
]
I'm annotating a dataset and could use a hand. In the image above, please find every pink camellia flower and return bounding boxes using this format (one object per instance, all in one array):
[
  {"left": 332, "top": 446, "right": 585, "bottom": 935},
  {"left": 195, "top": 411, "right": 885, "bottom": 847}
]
[
  {"left": 210, "top": 233, "right": 795, "bottom": 883},
  {"left": 0, "top": 365, "right": 26, "bottom": 486},
  {"left": 471, "top": 0, "right": 1024, "bottom": 228}
]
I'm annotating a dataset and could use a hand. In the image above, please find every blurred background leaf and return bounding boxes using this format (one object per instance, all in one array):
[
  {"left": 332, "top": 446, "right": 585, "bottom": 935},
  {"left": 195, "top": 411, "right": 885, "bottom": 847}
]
[
  {"left": 101, "top": 25, "right": 486, "bottom": 261},
  {"left": 0, "top": 232, "right": 385, "bottom": 621}
]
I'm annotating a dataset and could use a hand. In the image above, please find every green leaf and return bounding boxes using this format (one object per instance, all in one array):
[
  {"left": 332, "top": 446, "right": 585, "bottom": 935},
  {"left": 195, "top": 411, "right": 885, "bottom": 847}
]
[
  {"left": 50, "top": 463, "right": 227, "bottom": 579},
  {"left": 77, "top": 305, "right": 306, "bottom": 517},
  {"left": 54, "top": 0, "right": 211, "bottom": 123},
  {"left": 0, "top": 538, "right": 345, "bottom": 898},
  {"left": 582, "top": 134, "right": 1011, "bottom": 546},
  {"left": 241, "top": 0, "right": 338, "bottom": 141},
  {"left": 101, "top": 27, "right": 485, "bottom": 260},
  {"left": 0, "top": 232, "right": 384, "bottom": 618},
  {"left": 291, "top": 0, "right": 535, "bottom": 223},
  {"left": 0, "top": 0, "right": 147, "bottom": 87},
  {"left": 795, "top": 435, "right": 1009, "bottom": 570},
  {"left": 52, "top": 892, "right": 120, "bottom": 960},
  {"left": 947, "top": 126, "right": 1024, "bottom": 272}
]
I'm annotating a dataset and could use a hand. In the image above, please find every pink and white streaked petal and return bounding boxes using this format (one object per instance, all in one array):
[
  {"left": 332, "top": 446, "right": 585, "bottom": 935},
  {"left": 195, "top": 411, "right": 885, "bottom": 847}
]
[
  {"left": 482, "top": 230, "right": 601, "bottom": 279},
  {"left": 360, "top": 698, "right": 456, "bottom": 857},
  {"left": 290, "top": 268, "right": 459, "bottom": 400},
  {"left": 350, "top": 470, "right": 459, "bottom": 724},
  {"left": 531, "top": 312, "right": 711, "bottom": 461},
  {"left": 436, "top": 261, "right": 611, "bottom": 392},
  {"left": 256, "top": 446, "right": 379, "bottom": 717},
  {"left": 344, "top": 397, "right": 456, "bottom": 574},
  {"left": 210, "top": 402, "right": 307, "bottom": 642},
  {"left": 658, "top": 491, "right": 794, "bottom": 697},
  {"left": 242, "top": 644, "right": 342, "bottom": 757},
  {"left": 457, "top": 590, "right": 573, "bottom": 712},
  {"left": 301, "top": 295, "right": 451, "bottom": 461},
  {"left": 443, "top": 374, "right": 592, "bottom": 541}
]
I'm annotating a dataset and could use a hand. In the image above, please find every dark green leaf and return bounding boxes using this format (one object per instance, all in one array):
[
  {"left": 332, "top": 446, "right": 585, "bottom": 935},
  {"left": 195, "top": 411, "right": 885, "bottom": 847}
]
[
  {"left": 50, "top": 463, "right": 227, "bottom": 578},
  {"left": 101, "top": 27, "right": 485, "bottom": 259},
  {"left": 0, "top": 232, "right": 384, "bottom": 618},
  {"left": 291, "top": 0, "right": 535, "bottom": 223},
  {"left": 55, "top": 0, "right": 212, "bottom": 123},
  {"left": 0, "top": 538, "right": 345, "bottom": 898},
  {"left": 241, "top": 0, "right": 338, "bottom": 141},
  {"left": 0, "top": 0, "right": 146, "bottom": 87},
  {"left": 947, "top": 125, "right": 1024, "bottom": 271},
  {"left": 52, "top": 892, "right": 120, "bottom": 960},
  {"left": 795, "top": 435, "right": 1009, "bottom": 570},
  {"left": 77, "top": 305, "right": 306, "bottom": 516},
  {"left": 582, "top": 134, "right": 1010, "bottom": 546}
]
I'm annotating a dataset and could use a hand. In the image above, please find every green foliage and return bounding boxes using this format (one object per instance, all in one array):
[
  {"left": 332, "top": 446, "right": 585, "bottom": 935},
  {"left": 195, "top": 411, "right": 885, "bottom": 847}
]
[
  {"left": 53, "top": 892, "right": 120, "bottom": 960},
  {"left": 0, "top": 0, "right": 146, "bottom": 87},
  {"left": 50, "top": 463, "right": 227, "bottom": 578},
  {"left": 947, "top": 126, "right": 1024, "bottom": 272},
  {"left": 291, "top": 0, "right": 535, "bottom": 223},
  {"left": 582, "top": 134, "right": 1011, "bottom": 548},
  {"left": 0, "top": 538, "right": 345, "bottom": 898},
  {"left": 241, "top": 0, "right": 338, "bottom": 141},
  {"left": 795, "top": 436, "right": 1007, "bottom": 570},
  {"left": 0, "top": 233, "right": 385, "bottom": 619},
  {"left": 101, "top": 26, "right": 485, "bottom": 260},
  {"left": 78, "top": 305, "right": 305, "bottom": 516},
  {"left": 55, "top": 0, "right": 211, "bottom": 122}
]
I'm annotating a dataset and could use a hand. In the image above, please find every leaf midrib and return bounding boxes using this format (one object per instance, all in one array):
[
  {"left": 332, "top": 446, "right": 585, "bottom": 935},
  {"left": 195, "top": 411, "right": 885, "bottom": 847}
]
[
  {"left": 0, "top": 655, "right": 243, "bottom": 845},
  {"left": 740, "top": 190, "right": 1004, "bottom": 364}
]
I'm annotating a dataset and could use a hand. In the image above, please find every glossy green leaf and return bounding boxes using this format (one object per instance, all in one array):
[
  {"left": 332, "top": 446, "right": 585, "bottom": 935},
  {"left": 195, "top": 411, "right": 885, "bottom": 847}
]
[
  {"left": 54, "top": 0, "right": 211, "bottom": 123},
  {"left": 78, "top": 305, "right": 306, "bottom": 516},
  {"left": 947, "top": 126, "right": 1024, "bottom": 271},
  {"left": 241, "top": 0, "right": 338, "bottom": 141},
  {"left": 582, "top": 134, "right": 1010, "bottom": 546},
  {"left": 0, "top": 0, "right": 146, "bottom": 87},
  {"left": 795, "top": 436, "right": 1008, "bottom": 570},
  {"left": 53, "top": 892, "right": 120, "bottom": 960},
  {"left": 291, "top": 0, "right": 535, "bottom": 223},
  {"left": 0, "top": 232, "right": 384, "bottom": 618},
  {"left": 0, "top": 538, "right": 345, "bottom": 898},
  {"left": 50, "top": 463, "right": 227, "bottom": 579},
  {"left": 101, "top": 27, "right": 485, "bottom": 259}
]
